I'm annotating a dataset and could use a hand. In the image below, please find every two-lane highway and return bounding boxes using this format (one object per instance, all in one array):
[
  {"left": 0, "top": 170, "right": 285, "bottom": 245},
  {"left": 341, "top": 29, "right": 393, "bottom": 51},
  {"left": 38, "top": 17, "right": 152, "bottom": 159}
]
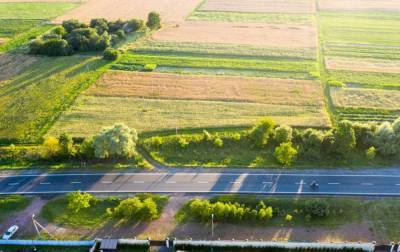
[{"left": 1, "top": 172, "right": 400, "bottom": 196}]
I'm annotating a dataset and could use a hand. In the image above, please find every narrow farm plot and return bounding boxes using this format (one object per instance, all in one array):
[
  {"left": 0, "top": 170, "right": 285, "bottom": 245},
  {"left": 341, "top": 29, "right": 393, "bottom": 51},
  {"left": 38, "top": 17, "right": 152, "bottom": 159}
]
[
  {"left": 153, "top": 21, "right": 317, "bottom": 48},
  {"left": 49, "top": 71, "right": 329, "bottom": 138},
  {"left": 0, "top": 53, "right": 39, "bottom": 82},
  {"left": 0, "top": 2, "right": 80, "bottom": 19},
  {"left": 87, "top": 71, "right": 323, "bottom": 106},
  {"left": 330, "top": 87, "right": 400, "bottom": 111},
  {"left": 53, "top": 0, "right": 200, "bottom": 24},
  {"left": 318, "top": 0, "right": 400, "bottom": 12},
  {"left": 325, "top": 57, "right": 400, "bottom": 74},
  {"left": 199, "top": 0, "right": 315, "bottom": 13}
]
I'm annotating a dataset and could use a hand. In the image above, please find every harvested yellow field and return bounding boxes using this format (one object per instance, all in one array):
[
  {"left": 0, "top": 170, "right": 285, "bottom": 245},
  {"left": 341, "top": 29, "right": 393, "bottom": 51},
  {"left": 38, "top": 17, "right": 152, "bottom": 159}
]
[
  {"left": 53, "top": 0, "right": 200, "bottom": 24},
  {"left": 49, "top": 96, "right": 331, "bottom": 138},
  {"left": 0, "top": 53, "right": 39, "bottom": 82},
  {"left": 319, "top": 0, "right": 400, "bottom": 12},
  {"left": 200, "top": 0, "right": 315, "bottom": 13},
  {"left": 330, "top": 87, "right": 400, "bottom": 110},
  {"left": 153, "top": 21, "right": 317, "bottom": 48},
  {"left": 325, "top": 57, "right": 400, "bottom": 74},
  {"left": 87, "top": 71, "right": 323, "bottom": 106}
]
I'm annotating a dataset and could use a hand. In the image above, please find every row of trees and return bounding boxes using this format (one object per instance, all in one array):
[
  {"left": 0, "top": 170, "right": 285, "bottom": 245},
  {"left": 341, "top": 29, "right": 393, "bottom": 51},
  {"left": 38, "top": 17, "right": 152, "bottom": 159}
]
[{"left": 29, "top": 12, "right": 161, "bottom": 56}]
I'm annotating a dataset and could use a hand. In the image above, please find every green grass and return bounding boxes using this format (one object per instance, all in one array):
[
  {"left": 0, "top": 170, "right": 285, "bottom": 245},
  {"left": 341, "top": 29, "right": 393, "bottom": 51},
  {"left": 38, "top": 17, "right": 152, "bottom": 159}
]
[
  {"left": 177, "top": 195, "right": 400, "bottom": 240},
  {"left": 133, "top": 41, "right": 316, "bottom": 60},
  {"left": 0, "top": 19, "right": 43, "bottom": 38},
  {"left": 116, "top": 53, "right": 317, "bottom": 79},
  {"left": 335, "top": 107, "right": 400, "bottom": 123},
  {"left": 49, "top": 96, "right": 329, "bottom": 138},
  {"left": 0, "top": 2, "right": 80, "bottom": 19},
  {"left": 0, "top": 195, "right": 30, "bottom": 221},
  {"left": 188, "top": 11, "right": 313, "bottom": 24},
  {"left": 41, "top": 194, "right": 169, "bottom": 228},
  {"left": 141, "top": 129, "right": 389, "bottom": 168},
  {"left": 324, "top": 43, "right": 400, "bottom": 60},
  {"left": 328, "top": 70, "right": 400, "bottom": 89},
  {"left": 0, "top": 56, "right": 110, "bottom": 143}
]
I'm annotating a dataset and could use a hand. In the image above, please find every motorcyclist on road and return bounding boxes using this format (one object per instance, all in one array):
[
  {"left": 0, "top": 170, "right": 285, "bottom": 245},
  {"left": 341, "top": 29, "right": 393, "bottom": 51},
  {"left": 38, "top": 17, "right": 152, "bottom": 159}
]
[{"left": 310, "top": 180, "right": 319, "bottom": 189}]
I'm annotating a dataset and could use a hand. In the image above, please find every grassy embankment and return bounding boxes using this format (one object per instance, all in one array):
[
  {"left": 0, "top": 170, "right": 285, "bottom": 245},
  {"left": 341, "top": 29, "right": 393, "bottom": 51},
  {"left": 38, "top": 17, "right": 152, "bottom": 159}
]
[
  {"left": 177, "top": 195, "right": 400, "bottom": 241},
  {"left": 0, "top": 195, "right": 30, "bottom": 221}
]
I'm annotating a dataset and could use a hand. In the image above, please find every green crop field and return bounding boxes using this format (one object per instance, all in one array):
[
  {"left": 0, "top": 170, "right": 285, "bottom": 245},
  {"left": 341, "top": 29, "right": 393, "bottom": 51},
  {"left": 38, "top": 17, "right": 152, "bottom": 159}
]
[
  {"left": 0, "top": 2, "right": 80, "bottom": 20},
  {"left": 0, "top": 56, "right": 109, "bottom": 143}
]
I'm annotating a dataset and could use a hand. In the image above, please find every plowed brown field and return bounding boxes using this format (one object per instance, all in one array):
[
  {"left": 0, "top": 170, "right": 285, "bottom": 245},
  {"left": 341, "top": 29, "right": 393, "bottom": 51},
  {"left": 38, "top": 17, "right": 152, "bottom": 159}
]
[
  {"left": 153, "top": 21, "right": 316, "bottom": 48},
  {"left": 0, "top": 53, "right": 38, "bottom": 83},
  {"left": 325, "top": 57, "right": 400, "bottom": 74},
  {"left": 53, "top": 0, "right": 200, "bottom": 24},
  {"left": 87, "top": 71, "right": 324, "bottom": 106},
  {"left": 319, "top": 0, "right": 400, "bottom": 12},
  {"left": 200, "top": 0, "right": 315, "bottom": 13}
]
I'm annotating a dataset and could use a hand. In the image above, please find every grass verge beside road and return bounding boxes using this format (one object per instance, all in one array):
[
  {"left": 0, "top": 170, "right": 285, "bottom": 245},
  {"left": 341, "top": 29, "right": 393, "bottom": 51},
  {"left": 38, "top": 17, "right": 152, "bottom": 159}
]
[{"left": 0, "top": 195, "right": 30, "bottom": 221}]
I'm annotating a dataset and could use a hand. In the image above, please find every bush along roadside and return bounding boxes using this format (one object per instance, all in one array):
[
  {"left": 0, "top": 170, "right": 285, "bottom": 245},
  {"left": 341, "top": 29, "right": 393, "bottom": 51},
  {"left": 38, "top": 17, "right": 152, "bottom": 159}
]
[{"left": 142, "top": 117, "right": 400, "bottom": 168}]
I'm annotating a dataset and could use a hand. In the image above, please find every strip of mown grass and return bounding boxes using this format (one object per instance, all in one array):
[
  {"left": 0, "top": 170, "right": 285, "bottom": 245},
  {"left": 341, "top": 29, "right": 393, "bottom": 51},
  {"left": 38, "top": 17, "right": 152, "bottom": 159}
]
[
  {"left": 0, "top": 195, "right": 30, "bottom": 221},
  {"left": 41, "top": 194, "right": 168, "bottom": 228},
  {"left": 177, "top": 195, "right": 400, "bottom": 240},
  {"left": 187, "top": 11, "right": 313, "bottom": 24},
  {"left": 0, "top": 56, "right": 111, "bottom": 143},
  {"left": 115, "top": 53, "right": 317, "bottom": 79},
  {"left": 324, "top": 43, "right": 400, "bottom": 60},
  {"left": 0, "top": 19, "right": 42, "bottom": 38},
  {"left": 0, "top": 2, "right": 80, "bottom": 19},
  {"left": 328, "top": 70, "right": 400, "bottom": 89},
  {"left": 132, "top": 41, "right": 316, "bottom": 60}
]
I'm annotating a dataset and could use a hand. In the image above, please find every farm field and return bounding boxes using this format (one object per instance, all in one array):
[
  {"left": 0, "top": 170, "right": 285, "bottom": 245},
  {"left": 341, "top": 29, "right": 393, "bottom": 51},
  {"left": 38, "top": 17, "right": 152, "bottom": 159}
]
[
  {"left": 325, "top": 57, "right": 400, "bottom": 74},
  {"left": 49, "top": 71, "right": 329, "bottom": 138},
  {"left": 0, "top": 53, "right": 38, "bottom": 82},
  {"left": 153, "top": 21, "right": 317, "bottom": 48},
  {"left": 318, "top": 0, "right": 400, "bottom": 12},
  {"left": 53, "top": 0, "right": 201, "bottom": 24}
]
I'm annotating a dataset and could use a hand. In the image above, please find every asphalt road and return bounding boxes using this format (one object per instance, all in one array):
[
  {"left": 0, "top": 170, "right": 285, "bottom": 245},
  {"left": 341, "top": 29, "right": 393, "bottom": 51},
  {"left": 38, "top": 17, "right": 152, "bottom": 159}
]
[{"left": 1, "top": 172, "right": 400, "bottom": 196}]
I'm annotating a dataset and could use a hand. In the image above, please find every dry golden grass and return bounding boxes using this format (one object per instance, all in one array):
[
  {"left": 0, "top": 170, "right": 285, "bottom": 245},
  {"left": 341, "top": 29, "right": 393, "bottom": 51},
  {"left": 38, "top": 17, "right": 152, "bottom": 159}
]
[
  {"left": 0, "top": 53, "right": 39, "bottom": 83},
  {"left": 86, "top": 71, "right": 324, "bottom": 106},
  {"left": 53, "top": 0, "right": 200, "bottom": 24},
  {"left": 49, "top": 96, "right": 331, "bottom": 138},
  {"left": 319, "top": 0, "right": 400, "bottom": 12},
  {"left": 330, "top": 87, "right": 400, "bottom": 110},
  {"left": 325, "top": 57, "right": 400, "bottom": 74},
  {"left": 200, "top": 0, "right": 315, "bottom": 13},
  {"left": 153, "top": 21, "right": 317, "bottom": 48}
]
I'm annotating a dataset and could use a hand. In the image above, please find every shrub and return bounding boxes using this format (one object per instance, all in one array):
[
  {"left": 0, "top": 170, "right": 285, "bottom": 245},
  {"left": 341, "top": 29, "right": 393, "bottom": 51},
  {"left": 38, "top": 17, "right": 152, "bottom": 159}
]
[
  {"left": 52, "top": 26, "right": 66, "bottom": 37},
  {"left": 112, "top": 197, "right": 143, "bottom": 220},
  {"left": 309, "top": 71, "right": 320, "bottom": 79},
  {"left": 366, "top": 146, "right": 376, "bottom": 161},
  {"left": 392, "top": 117, "right": 400, "bottom": 135},
  {"left": 178, "top": 137, "right": 189, "bottom": 149},
  {"left": 214, "top": 137, "right": 223, "bottom": 148},
  {"left": 40, "top": 136, "right": 61, "bottom": 159},
  {"left": 304, "top": 199, "right": 329, "bottom": 218},
  {"left": 373, "top": 122, "right": 398, "bottom": 156},
  {"left": 146, "top": 12, "right": 161, "bottom": 30},
  {"left": 274, "top": 142, "right": 297, "bottom": 167},
  {"left": 352, "top": 122, "right": 376, "bottom": 149},
  {"left": 103, "top": 47, "right": 120, "bottom": 61},
  {"left": 90, "top": 18, "right": 108, "bottom": 34},
  {"left": 92, "top": 123, "right": 138, "bottom": 159},
  {"left": 334, "top": 120, "right": 356, "bottom": 156},
  {"left": 30, "top": 38, "right": 72, "bottom": 56},
  {"left": 115, "top": 29, "right": 126, "bottom": 39},
  {"left": 202, "top": 130, "right": 214, "bottom": 142},
  {"left": 327, "top": 79, "right": 344, "bottom": 87},
  {"left": 126, "top": 19, "right": 144, "bottom": 32},
  {"left": 59, "top": 133, "right": 75, "bottom": 158},
  {"left": 79, "top": 137, "right": 95, "bottom": 160},
  {"left": 249, "top": 117, "right": 275, "bottom": 148},
  {"left": 285, "top": 214, "right": 293, "bottom": 222},
  {"left": 62, "top": 19, "right": 86, "bottom": 33},
  {"left": 299, "top": 129, "right": 323, "bottom": 160},
  {"left": 143, "top": 63, "right": 157, "bottom": 71},
  {"left": 232, "top": 133, "right": 241, "bottom": 141},
  {"left": 67, "top": 191, "right": 93, "bottom": 213},
  {"left": 274, "top": 125, "right": 293, "bottom": 144}
]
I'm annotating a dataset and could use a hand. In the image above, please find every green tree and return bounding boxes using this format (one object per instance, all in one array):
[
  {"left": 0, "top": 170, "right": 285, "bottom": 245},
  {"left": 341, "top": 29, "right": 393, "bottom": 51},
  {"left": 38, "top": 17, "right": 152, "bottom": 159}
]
[
  {"left": 299, "top": 129, "right": 323, "bottom": 160},
  {"left": 366, "top": 146, "right": 376, "bottom": 161},
  {"left": 112, "top": 197, "right": 143, "bottom": 220},
  {"left": 304, "top": 199, "right": 329, "bottom": 218},
  {"left": 59, "top": 133, "right": 75, "bottom": 158},
  {"left": 274, "top": 142, "right": 297, "bottom": 167},
  {"left": 141, "top": 198, "right": 158, "bottom": 220},
  {"left": 40, "top": 136, "right": 61, "bottom": 159},
  {"left": 274, "top": 125, "right": 293, "bottom": 144},
  {"left": 146, "top": 12, "right": 161, "bottom": 30},
  {"left": 67, "top": 191, "right": 93, "bottom": 213},
  {"left": 103, "top": 47, "right": 120, "bottom": 61},
  {"left": 334, "top": 120, "right": 356, "bottom": 156},
  {"left": 249, "top": 117, "right": 275, "bottom": 147},
  {"left": 93, "top": 123, "right": 138, "bottom": 159},
  {"left": 373, "top": 122, "right": 398, "bottom": 156}
]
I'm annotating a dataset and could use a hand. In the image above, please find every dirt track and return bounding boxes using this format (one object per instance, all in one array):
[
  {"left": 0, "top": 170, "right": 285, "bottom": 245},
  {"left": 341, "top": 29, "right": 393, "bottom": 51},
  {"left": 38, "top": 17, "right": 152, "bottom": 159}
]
[
  {"left": 53, "top": 0, "right": 200, "bottom": 24},
  {"left": 200, "top": 0, "right": 315, "bottom": 13},
  {"left": 153, "top": 21, "right": 317, "bottom": 48}
]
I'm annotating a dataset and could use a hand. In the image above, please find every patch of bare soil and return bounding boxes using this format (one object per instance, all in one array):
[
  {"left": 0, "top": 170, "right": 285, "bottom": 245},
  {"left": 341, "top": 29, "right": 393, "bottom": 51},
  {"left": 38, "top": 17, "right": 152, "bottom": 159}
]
[
  {"left": 153, "top": 21, "right": 316, "bottom": 48},
  {"left": 318, "top": 0, "right": 400, "bottom": 12},
  {"left": 325, "top": 57, "right": 400, "bottom": 74},
  {"left": 200, "top": 0, "right": 315, "bottom": 13},
  {"left": 170, "top": 222, "right": 375, "bottom": 243},
  {"left": 87, "top": 71, "right": 324, "bottom": 107},
  {"left": 0, "top": 53, "right": 38, "bottom": 83},
  {"left": 53, "top": 0, "right": 200, "bottom": 24},
  {"left": 0, "top": 197, "right": 47, "bottom": 238}
]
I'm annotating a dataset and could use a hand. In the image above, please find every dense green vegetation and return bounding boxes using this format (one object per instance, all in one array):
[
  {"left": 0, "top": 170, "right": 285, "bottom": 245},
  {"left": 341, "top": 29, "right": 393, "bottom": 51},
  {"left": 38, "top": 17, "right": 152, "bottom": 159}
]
[
  {"left": 177, "top": 195, "right": 400, "bottom": 240},
  {"left": 0, "top": 195, "right": 30, "bottom": 221},
  {"left": 0, "top": 56, "right": 110, "bottom": 143},
  {"left": 188, "top": 11, "right": 313, "bottom": 24},
  {"left": 328, "top": 70, "right": 400, "bottom": 89}
]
